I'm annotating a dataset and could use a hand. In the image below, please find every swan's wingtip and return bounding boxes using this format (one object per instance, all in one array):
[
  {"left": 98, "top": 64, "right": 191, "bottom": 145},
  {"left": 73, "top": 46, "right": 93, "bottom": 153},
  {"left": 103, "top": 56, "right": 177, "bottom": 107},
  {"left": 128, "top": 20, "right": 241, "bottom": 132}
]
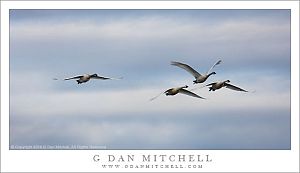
[
  {"left": 249, "top": 89, "right": 256, "bottom": 93},
  {"left": 149, "top": 98, "right": 156, "bottom": 101}
]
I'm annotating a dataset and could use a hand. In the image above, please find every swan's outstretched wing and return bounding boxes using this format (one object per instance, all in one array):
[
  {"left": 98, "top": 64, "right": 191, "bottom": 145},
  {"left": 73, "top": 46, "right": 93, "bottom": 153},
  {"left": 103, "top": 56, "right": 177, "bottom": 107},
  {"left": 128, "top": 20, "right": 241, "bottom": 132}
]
[
  {"left": 92, "top": 76, "right": 112, "bottom": 80},
  {"left": 149, "top": 91, "right": 165, "bottom": 101},
  {"left": 108, "top": 76, "right": 123, "bottom": 80},
  {"left": 206, "top": 59, "right": 222, "bottom": 74},
  {"left": 110, "top": 76, "right": 123, "bottom": 80},
  {"left": 64, "top": 75, "right": 83, "bottom": 80},
  {"left": 92, "top": 76, "right": 123, "bottom": 80},
  {"left": 225, "top": 83, "right": 248, "bottom": 92},
  {"left": 171, "top": 61, "right": 202, "bottom": 78},
  {"left": 179, "top": 89, "right": 206, "bottom": 99},
  {"left": 206, "top": 82, "right": 217, "bottom": 86}
]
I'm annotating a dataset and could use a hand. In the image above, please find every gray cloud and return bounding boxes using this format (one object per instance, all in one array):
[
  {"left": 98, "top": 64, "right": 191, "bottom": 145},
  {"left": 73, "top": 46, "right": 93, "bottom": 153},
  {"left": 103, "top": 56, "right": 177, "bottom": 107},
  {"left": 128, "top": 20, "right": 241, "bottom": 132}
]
[
  {"left": 10, "top": 110, "right": 290, "bottom": 149},
  {"left": 10, "top": 10, "right": 290, "bottom": 76}
]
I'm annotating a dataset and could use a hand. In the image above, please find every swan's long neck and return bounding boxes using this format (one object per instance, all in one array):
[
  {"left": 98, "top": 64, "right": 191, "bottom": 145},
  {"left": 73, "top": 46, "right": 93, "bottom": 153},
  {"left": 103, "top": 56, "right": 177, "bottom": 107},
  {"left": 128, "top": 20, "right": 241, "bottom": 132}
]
[
  {"left": 207, "top": 72, "right": 215, "bottom": 77},
  {"left": 177, "top": 85, "right": 188, "bottom": 90},
  {"left": 181, "top": 85, "right": 188, "bottom": 89},
  {"left": 222, "top": 80, "right": 230, "bottom": 86}
]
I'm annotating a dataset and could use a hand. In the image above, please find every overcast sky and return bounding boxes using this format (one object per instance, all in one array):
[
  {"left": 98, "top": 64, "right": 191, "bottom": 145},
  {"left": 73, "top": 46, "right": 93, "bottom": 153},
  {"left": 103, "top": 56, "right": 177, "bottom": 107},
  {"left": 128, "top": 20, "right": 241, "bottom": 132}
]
[{"left": 9, "top": 9, "right": 290, "bottom": 149}]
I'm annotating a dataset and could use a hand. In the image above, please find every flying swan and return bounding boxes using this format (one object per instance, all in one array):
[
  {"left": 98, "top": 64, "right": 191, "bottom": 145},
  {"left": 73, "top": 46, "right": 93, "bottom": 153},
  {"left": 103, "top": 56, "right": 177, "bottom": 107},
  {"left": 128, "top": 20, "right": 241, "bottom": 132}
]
[
  {"left": 206, "top": 80, "right": 248, "bottom": 92},
  {"left": 171, "top": 60, "right": 222, "bottom": 84},
  {"left": 150, "top": 85, "right": 206, "bottom": 101},
  {"left": 63, "top": 74, "right": 122, "bottom": 84}
]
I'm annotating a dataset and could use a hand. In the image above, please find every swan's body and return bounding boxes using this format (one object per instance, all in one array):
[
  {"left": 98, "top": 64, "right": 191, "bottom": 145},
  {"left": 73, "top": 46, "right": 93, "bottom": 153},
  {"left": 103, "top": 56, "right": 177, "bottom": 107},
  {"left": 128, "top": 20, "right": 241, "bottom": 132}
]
[
  {"left": 64, "top": 74, "right": 120, "bottom": 84},
  {"left": 171, "top": 60, "right": 221, "bottom": 84},
  {"left": 206, "top": 80, "right": 248, "bottom": 92},
  {"left": 150, "top": 85, "right": 205, "bottom": 101}
]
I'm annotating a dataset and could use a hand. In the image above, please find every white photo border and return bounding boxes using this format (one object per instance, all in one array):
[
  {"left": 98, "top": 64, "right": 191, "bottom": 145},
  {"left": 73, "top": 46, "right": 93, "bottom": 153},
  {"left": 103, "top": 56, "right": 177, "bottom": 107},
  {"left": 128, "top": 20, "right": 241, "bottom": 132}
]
[{"left": 1, "top": 1, "right": 299, "bottom": 172}]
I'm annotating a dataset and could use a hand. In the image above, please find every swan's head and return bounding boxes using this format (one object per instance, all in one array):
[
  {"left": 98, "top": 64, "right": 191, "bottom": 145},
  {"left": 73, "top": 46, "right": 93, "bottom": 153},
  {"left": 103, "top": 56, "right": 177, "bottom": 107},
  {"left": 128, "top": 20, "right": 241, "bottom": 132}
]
[
  {"left": 225, "top": 80, "right": 230, "bottom": 83},
  {"left": 211, "top": 72, "right": 216, "bottom": 75}
]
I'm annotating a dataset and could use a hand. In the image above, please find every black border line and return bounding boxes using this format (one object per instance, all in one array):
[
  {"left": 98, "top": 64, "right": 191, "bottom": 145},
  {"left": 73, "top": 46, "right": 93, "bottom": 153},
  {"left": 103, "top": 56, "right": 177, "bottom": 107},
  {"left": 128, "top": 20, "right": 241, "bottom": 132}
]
[{"left": 7, "top": 9, "right": 292, "bottom": 151}]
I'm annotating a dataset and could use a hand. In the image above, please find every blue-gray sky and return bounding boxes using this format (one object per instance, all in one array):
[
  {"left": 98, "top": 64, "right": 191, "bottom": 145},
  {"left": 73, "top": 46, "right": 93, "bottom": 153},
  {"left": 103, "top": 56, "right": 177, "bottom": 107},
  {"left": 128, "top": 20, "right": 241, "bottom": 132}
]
[{"left": 9, "top": 10, "right": 291, "bottom": 149}]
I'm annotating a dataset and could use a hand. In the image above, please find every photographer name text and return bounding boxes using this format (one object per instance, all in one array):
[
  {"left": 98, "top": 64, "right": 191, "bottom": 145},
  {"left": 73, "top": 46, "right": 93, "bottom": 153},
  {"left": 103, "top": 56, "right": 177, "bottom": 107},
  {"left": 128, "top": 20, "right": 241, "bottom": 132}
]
[{"left": 93, "top": 154, "right": 212, "bottom": 163}]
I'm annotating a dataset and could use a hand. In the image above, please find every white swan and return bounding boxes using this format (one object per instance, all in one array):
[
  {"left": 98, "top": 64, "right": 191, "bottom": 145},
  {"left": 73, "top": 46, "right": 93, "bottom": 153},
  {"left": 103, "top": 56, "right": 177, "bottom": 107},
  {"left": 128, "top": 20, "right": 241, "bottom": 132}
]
[
  {"left": 206, "top": 80, "right": 248, "bottom": 92},
  {"left": 171, "top": 60, "right": 221, "bottom": 84},
  {"left": 64, "top": 74, "right": 122, "bottom": 84},
  {"left": 150, "top": 85, "right": 205, "bottom": 101}
]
